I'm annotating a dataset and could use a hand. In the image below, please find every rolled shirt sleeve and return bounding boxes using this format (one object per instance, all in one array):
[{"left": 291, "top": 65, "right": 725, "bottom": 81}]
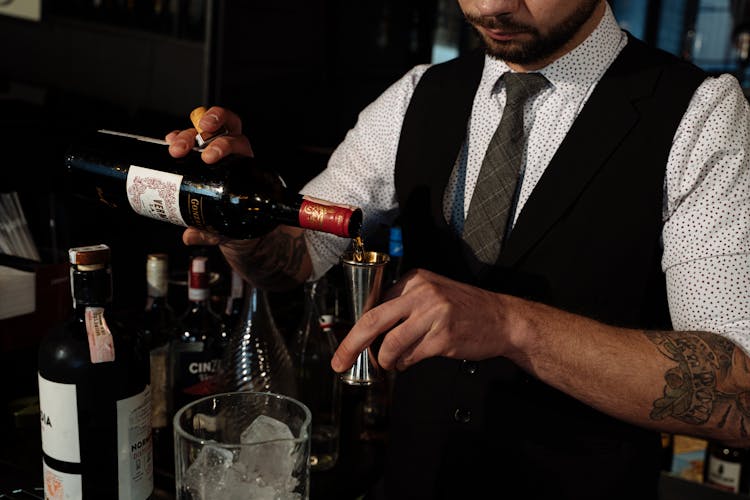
[{"left": 663, "top": 74, "right": 750, "bottom": 353}]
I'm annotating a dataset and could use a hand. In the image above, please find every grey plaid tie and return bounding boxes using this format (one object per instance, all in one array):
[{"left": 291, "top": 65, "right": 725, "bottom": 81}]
[{"left": 462, "top": 72, "right": 548, "bottom": 272}]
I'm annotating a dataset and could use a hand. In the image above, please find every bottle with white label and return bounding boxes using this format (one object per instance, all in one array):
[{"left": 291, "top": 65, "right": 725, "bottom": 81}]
[
  {"left": 38, "top": 244, "right": 153, "bottom": 499},
  {"left": 704, "top": 441, "right": 750, "bottom": 493},
  {"left": 168, "top": 254, "right": 227, "bottom": 415},
  {"left": 64, "top": 130, "right": 363, "bottom": 240}
]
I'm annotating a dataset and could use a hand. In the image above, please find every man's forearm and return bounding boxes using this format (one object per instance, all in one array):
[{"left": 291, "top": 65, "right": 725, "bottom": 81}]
[
  {"left": 219, "top": 225, "right": 312, "bottom": 291},
  {"left": 512, "top": 297, "right": 750, "bottom": 447}
]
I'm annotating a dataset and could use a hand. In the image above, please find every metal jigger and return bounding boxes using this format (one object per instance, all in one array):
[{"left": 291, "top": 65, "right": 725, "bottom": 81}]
[{"left": 340, "top": 250, "right": 390, "bottom": 386}]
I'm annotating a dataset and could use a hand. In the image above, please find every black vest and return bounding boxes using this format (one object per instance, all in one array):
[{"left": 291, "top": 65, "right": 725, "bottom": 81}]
[{"left": 385, "top": 37, "right": 706, "bottom": 500}]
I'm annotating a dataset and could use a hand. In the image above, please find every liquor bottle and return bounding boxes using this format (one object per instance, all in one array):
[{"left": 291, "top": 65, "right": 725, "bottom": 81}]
[
  {"left": 223, "top": 268, "right": 245, "bottom": 332},
  {"left": 38, "top": 244, "right": 153, "bottom": 499},
  {"left": 65, "top": 130, "right": 362, "bottom": 240},
  {"left": 292, "top": 279, "right": 342, "bottom": 471},
  {"left": 142, "top": 253, "right": 175, "bottom": 482},
  {"left": 221, "top": 281, "right": 297, "bottom": 397},
  {"left": 169, "top": 254, "right": 227, "bottom": 414},
  {"left": 704, "top": 441, "right": 750, "bottom": 493}
]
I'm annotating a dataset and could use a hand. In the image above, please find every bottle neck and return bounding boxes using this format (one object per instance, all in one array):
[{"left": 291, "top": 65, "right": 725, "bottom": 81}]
[{"left": 71, "top": 268, "right": 113, "bottom": 311}]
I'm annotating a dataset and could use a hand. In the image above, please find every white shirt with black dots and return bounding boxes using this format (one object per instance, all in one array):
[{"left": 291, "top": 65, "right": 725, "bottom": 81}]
[{"left": 301, "top": 4, "right": 750, "bottom": 353}]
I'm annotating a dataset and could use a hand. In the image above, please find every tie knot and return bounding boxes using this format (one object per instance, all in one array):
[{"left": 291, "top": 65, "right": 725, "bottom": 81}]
[{"left": 502, "top": 72, "right": 548, "bottom": 106}]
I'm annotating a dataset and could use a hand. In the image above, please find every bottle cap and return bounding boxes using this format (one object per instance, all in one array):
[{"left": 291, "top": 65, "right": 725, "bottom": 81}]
[
  {"left": 190, "top": 106, "right": 229, "bottom": 149},
  {"left": 299, "top": 197, "right": 363, "bottom": 238},
  {"left": 68, "top": 244, "right": 110, "bottom": 269}
]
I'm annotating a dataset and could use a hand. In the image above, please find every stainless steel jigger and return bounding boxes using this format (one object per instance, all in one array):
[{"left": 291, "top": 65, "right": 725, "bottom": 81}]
[{"left": 340, "top": 250, "right": 390, "bottom": 386}]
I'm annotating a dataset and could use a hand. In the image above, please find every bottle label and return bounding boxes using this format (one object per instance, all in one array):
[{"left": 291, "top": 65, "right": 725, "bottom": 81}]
[
  {"left": 175, "top": 350, "right": 221, "bottom": 398},
  {"left": 38, "top": 375, "right": 81, "bottom": 463},
  {"left": 43, "top": 459, "right": 82, "bottom": 500},
  {"left": 299, "top": 197, "right": 356, "bottom": 237},
  {"left": 85, "top": 307, "right": 116, "bottom": 363},
  {"left": 126, "top": 165, "right": 187, "bottom": 227},
  {"left": 117, "top": 385, "right": 154, "bottom": 500},
  {"left": 707, "top": 455, "right": 742, "bottom": 492}
]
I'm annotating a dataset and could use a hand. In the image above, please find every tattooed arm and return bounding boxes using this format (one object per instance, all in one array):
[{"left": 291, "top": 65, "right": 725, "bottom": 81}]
[
  {"left": 510, "top": 299, "right": 750, "bottom": 446},
  {"left": 182, "top": 225, "right": 313, "bottom": 291},
  {"left": 647, "top": 331, "right": 750, "bottom": 439}
]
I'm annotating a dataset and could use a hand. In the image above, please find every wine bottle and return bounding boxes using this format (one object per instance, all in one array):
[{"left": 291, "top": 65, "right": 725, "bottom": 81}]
[
  {"left": 292, "top": 279, "right": 342, "bottom": 471},
  {"left": 704, "top": 441, "right": 750, "bottom": 493},
  {"left": 168, "top": 254, "right": 227, "bottom": 414},
  {"left": 142, "top": 253, "right": 175, "bottom": 483},
  {"left": 38, "top": 244, "right": 153, "bottom": 499},
  {"left": 221, "top": 281, "right": 297, "bottom": 397},
  {"left": 65, "top": 130, "right": 362, "bottom": 239}
]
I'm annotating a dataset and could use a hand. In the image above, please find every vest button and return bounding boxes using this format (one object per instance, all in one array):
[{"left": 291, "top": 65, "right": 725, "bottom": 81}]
[
  {"left": 453, "top": 408, "right": 472, "bottom": 424},
  {"left": 461, "top": 360, "right": 478, "bottom": 375}
]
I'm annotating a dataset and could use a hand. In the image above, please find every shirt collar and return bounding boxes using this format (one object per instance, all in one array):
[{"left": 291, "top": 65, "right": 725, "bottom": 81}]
[{"left": 480, "top": 3, "right": 626, "bottom": 96}]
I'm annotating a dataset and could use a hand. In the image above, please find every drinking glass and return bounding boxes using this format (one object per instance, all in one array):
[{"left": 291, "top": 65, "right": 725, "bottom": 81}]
[{"left": 174, "top": 391, "right": 311, "bottom": 500}]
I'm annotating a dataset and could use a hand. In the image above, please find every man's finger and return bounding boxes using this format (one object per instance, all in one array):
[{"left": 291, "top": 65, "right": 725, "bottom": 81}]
[{"left": 331, "top": 299, "right": 407, "bottom": 372}]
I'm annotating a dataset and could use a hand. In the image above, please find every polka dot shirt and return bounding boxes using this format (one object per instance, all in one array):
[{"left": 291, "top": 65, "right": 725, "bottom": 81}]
[{"left": 301, "top": 4, "right": 750, "bottom": 352}]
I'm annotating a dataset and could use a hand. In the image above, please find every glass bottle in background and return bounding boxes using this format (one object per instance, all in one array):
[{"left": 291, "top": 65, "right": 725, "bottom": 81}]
[
  {"left": 292, "top": 279, "right": 342, "bottom": 471},
  {"left": 221, "top": 281, "right": 297, "bottom": 397},
  {"left": 38, "top": 244, "right": 153, "bottom": 499},
  {"left": 386, "top": 225, "right": 403, "bottom": 287},
  {"left": 223, "top": 268, "right": 245, "bottom": 332},
  {"left": 143, "top": 253, "right": 175, "bottom": 483},
  {"left": 704, "top": 441, "right": 750, "bottom": 494},
  {"left": 169, "top": 254, "right": 227, "bottom": 414}
]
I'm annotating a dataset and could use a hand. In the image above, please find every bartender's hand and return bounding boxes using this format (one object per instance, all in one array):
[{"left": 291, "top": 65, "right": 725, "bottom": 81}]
[
  {"left": 331, "top": 269, "right": 524, "bottom": 372},
  {"left": 165, "top": 107, "right": 311, "bottom": 290},
  {"left": 165, "top": 106, "right": 255, "bottom": 247}
]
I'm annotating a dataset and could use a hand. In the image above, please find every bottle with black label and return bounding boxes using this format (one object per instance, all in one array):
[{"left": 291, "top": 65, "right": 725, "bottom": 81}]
[
  {"left": 169, "top": 254, "right": 227, "bottom": 414},
  {"left": 65, "top": 130, "right": 362, "bottom": 240},
  {"left": 704, "top": 441, "right": 750, "bottom": 494},
  {"left": 38, "top": 244, "right": 153, "bottom": 499}
]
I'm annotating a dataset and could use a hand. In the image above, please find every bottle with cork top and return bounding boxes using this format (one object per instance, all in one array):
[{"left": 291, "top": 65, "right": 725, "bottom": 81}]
[{"left": 38, "top": 244, "right": 153, "bottom": 499}]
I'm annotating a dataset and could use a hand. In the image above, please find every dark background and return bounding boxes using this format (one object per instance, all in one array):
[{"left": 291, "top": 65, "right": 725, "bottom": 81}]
[{"left": 2, "top": 0, "right": 750, "bottom": 497}]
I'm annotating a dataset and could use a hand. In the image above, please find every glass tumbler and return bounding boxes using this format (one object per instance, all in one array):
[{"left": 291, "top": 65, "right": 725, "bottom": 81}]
[{"left": 174, "top": 391, "right": 311, "bottom": 500}]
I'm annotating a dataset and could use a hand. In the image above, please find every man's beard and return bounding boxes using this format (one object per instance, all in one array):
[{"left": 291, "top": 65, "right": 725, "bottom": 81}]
[{"left": 465, "top": 0, "right": 601, "bottom": 65}]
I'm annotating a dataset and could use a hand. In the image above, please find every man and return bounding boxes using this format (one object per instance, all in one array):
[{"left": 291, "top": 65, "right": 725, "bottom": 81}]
[{"left": 167, "top": 1, "right": 750, "bottom": 498}]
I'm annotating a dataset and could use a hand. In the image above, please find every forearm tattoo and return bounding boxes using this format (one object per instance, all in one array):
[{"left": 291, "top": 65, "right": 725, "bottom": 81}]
[
  {"left": 647, "top": 331, "right": 750, "bottom": 435},
  {"left": 248, "top": 230, "right": 307, "bottom": 289}
]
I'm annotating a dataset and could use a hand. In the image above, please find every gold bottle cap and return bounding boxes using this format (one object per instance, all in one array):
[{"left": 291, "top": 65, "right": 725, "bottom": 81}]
[{"left": 190, "top": 106, "right": 228, "bottom": 148}]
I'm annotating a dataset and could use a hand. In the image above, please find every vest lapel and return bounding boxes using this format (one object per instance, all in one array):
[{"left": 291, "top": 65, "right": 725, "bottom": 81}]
[{"left": 499, "top": 39, "right": 661, "bottom": 267}]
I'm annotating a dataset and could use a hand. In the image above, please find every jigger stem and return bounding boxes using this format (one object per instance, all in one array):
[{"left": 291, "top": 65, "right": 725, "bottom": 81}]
[{"left": 340, "top": 250, "right": 389, "bottom": 386}]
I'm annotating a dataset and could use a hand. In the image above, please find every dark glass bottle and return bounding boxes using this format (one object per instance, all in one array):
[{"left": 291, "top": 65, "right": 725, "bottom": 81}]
[
  {"left": 143, "top": 253, "right": 176, "bottom": 485},
  {"left": 38, "top": 244, "right": 153, "bottom": 499},
  {"left": 221, "top": 281, "right": 297, "bottom": 397},
  {"left": 169, "top": 255, "right": 227, "bottom": 414},
  {"left": 292, "top": 279, "right": 342, "bottom": 471},
  {"left": 704, "top": 441, "right": 750, "bottom": 493},
  {"left": 65, "top": 130, "right": 362, "bottom": 239}
]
